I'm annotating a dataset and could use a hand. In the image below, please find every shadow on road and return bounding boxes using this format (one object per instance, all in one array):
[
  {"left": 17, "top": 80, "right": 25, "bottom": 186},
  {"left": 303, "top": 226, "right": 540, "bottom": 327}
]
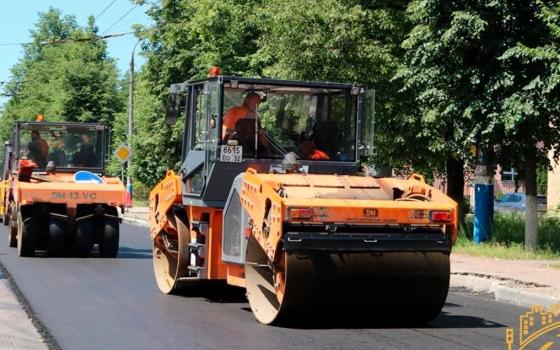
[
  {"left": 116, "top": 246, "right": 152, "bottom": 259},
  {"left": 268, "top": 309, "right": 506, "bottom": 330},
  {"left": 429, "top": 311, "right": 505, "bottom": 329},
  {"left": 173, "top": 281, "right": 248, "bottom": 303}
]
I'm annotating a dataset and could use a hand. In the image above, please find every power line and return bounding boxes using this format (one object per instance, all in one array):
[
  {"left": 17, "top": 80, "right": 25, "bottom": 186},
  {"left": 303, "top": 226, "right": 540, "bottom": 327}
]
[
  {"left": 0, "top": 31, "right": 133, "bottom": 47},
  {"left": 95, "top": 0, "right": 118, "bottom": 21},
  {"left": 38, "top": 31, "right": 134, "bottom": 45},
  {"left": 0, "top": 42, "right": 30, "bottom": 46},
  {"left": 101, "top": 5, "right": 139, "bottom": 35}
]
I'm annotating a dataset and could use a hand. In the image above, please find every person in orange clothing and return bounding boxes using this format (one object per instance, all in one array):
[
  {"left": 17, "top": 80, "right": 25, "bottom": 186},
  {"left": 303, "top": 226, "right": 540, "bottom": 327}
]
[
  {"left": 222, "top": 92, "right": 263, "bottom": 140},
  {"left": 27, "top": 130, "right": 49, "bottom": 167},
  {"left": 298, "top": 140, "right": 330, "bottom": 160}
]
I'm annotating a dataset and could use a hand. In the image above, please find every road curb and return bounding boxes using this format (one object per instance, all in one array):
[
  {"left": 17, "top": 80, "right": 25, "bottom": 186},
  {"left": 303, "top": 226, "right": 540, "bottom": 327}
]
[
  {"left": 122, "top": 217, "right": 149, "bottom": 227},
  {"left": 0, "top": 262, "right": 59, "bottom": 350},
  {"left": 451, "top": 273, "right": 560, "bottom": 308}
]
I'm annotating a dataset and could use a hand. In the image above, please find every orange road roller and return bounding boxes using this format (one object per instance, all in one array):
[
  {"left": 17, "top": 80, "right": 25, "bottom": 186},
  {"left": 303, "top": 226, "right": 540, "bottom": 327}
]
[
  {"left": 149, "top": 75, "right": 457, "bottom": 324},
  {"left": 2, "top": 121, "right": 125, "bottom": 257}
]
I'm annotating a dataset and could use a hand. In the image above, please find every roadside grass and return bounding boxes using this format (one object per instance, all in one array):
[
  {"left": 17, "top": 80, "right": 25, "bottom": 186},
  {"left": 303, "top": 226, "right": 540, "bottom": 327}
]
[
  {"left": 455, "top": 212, "right": 560, "bottom": 260},
  {"left": 133, "top": 198, "right": 149, "bottom": 207},
  {"left": 547, "top": 262, "right": 560, "bottom": 269}
]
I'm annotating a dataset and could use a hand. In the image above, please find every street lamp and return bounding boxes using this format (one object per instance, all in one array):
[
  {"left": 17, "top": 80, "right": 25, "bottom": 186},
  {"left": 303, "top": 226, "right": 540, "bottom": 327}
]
[{"left": 126, "top": 39, "right": 143, "bottom": 208}]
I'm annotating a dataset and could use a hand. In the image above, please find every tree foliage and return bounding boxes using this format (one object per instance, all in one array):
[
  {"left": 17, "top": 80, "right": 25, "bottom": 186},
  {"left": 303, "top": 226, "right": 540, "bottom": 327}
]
[
  {"left": 398, "top": 0, "right": 560, "bottom": 246},
  {"left": 1, "top": 8, "right": 123, "bottom": 142},
  {"left": 134, "top": 0, "right": 410, "bottom": 186},
  {"left": 130, "top": 0, "right": 263, "bottom": 186}
]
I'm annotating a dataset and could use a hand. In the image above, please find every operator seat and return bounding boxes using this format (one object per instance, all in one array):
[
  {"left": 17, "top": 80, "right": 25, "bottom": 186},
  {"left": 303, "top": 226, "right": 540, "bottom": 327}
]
[
  {"left": 231, "top": 118, "right": 257, "bottom": 158},
  {"left": 313, "top": 121, "right": 338, "bottom": 157}
]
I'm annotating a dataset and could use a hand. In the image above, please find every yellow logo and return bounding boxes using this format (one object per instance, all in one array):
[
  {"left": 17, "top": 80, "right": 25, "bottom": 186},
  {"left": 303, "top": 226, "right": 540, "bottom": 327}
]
[{"left": 506, "top": 304, "right": 560, "bottom": 350}]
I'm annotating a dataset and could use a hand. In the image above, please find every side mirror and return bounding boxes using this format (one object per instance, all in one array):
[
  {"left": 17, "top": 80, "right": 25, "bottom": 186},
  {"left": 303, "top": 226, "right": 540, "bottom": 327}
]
[{"left": 165, "top": 93, "right": 179, "bottom": 126}]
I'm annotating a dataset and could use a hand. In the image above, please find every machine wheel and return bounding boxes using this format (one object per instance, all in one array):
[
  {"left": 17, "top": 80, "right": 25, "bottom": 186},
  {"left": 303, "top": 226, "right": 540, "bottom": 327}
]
[
  {"left": 2, "top": 207, "right": 8, "bottom": 226},
  {"left": 245, "top": 235, "right": 450, "bottom": 325},
  {"left": 16, "top": 210, "right": 35, "bottom": 257},
  {"left": 47, "top": 218, "right": 65, "bottom": 257},
  {"left": 99, "top": 220, "right": 119, "bottom": 258},
  {"left": 153, "top": 207, "right": 190, "bottom": 294},
  {"left": 8, "top": 203, "right": 17, "bottom": 247},
  {"left": 72, "top": 221, "right": 93, "bottom": 257}
]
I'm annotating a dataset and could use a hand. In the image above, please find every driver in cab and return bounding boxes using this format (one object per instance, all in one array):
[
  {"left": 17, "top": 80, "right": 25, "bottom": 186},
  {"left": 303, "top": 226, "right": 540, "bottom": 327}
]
[{"left": 221, "top": 92, "right": 264, "bottom": 141}]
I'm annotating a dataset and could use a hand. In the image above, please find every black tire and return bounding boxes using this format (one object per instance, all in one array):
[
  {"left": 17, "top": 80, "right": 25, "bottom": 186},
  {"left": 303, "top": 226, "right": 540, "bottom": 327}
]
[
  {"left": 72, "top": 221, "right": 93, "bottom": 257},
  {"left": 8, "top": 203, "right": 17, "bottom": 248},
  {"left": 99, "top": 220, "right": 119, "bottom": 258},
  {"left": 8, "top": 221, "right": 17, "bottom": 247},
  {"left": 2, "top": 208, "right": 9, "bottom": 226},
  {"left": 17, "top": 211, "right": 35, "bottom": 257},
  {"left": 47, "top": 218, "right": 65, "bottom": 257}
]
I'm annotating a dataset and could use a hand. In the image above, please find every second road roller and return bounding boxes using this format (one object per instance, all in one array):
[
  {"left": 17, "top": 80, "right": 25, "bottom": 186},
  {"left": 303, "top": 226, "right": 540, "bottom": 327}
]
[{"left": 148, "top": 73, "right": 457, "bottom": 324}]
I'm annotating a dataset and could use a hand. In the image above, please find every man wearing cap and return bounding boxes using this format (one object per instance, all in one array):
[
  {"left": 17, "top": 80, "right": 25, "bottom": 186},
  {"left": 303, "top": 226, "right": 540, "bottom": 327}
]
[{"left": 222, "top": 92, "right": 263, "bottom": 140}]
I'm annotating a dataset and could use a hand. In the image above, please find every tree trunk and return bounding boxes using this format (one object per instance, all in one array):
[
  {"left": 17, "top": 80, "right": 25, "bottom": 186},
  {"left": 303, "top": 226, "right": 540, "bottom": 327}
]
[
  {"left": 446, "top": 157, "right": 465, "bottom": 230},
  {"left": 524, "top": 150, "right": 538, "bottom": 250}
]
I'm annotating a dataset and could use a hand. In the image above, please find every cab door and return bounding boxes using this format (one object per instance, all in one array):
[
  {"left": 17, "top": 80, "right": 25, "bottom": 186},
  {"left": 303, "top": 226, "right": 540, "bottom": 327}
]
[{"left": 182, "top": 80, "right": 219, "bottom": 197}]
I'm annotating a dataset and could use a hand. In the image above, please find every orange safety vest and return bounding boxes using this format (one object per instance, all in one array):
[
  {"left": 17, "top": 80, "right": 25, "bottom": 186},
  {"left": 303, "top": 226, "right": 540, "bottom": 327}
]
[
  {"left": 222, "top": 106, "right": 253, "bottom": 139},
  {"left": 309, "top": 149, "right": 329, "bottom": 160}
]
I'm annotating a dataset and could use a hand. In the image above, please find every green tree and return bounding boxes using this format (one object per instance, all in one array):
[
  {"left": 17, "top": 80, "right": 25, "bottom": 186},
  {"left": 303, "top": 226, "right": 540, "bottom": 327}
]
[
  {"left": 132, "top": 0, "right": 262, "bottom": 187},
  {"left": 257, "top": 0, "right": 413, "bottom": 169},
  {"left": 1, "top": 8, "right": 123, "bottom": 142},
  {"left": 399, "top": 1, "right": 560, "bottom": 248}
]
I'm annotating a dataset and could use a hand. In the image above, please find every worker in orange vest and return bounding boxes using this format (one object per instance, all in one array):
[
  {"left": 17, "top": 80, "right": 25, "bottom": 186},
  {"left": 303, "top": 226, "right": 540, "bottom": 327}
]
[
  {"left": 298, "top": 140, "right": 330, "bottom": 160},
  {"left": 222, "top": 92, "right": 263, "bottom": 140},
  {"left": 28, "top": 130, "right": 49, "bottom": 167}
]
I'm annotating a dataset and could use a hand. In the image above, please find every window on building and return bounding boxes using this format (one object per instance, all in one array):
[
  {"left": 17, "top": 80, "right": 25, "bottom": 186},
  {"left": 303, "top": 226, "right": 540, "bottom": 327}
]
[{"left": 501, "top": 167, "right": 518, "bottom": 182}]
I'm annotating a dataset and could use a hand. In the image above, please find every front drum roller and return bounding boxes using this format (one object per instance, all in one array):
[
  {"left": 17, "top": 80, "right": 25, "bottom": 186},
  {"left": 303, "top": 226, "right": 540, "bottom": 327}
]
[
  {"left": 153, "top": 207, "right": 190, "bottom": 294},
  {"left": 245, "top": 235, "right": 450, "bottom": 325}
]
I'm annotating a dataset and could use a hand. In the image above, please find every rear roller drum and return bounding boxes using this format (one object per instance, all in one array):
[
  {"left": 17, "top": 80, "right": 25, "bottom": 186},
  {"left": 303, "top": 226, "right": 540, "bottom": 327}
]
[
  {"left": 47, "top": 218, "right": 65, "bottom": 257},
  {"left": 153, "top": 208, "right": 190, "bottom": 294},
  {"left": 17, "top": 211, "right": 35, "bottom": 257},
  {"left": 245, "top": 235, "right": 450, "bottom": 325},
  {"left": 72, "top": 221, "right": 93, "bottom": 257},
  {"left": 99, "top": 220, "right": 119, "bottom": 258}
]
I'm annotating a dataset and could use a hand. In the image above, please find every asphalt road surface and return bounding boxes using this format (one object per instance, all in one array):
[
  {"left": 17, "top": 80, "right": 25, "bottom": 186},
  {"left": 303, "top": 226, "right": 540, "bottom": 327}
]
[{"left": 0, "top": 222, "right": 526, "bottom": 350}]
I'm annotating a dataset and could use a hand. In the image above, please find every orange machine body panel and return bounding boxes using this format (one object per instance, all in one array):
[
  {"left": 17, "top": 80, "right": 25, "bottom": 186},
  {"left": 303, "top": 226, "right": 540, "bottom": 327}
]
[
  {"left": 14, "top": 173, "right": 124, "bottom": 209},
  {"left": 149, "top": 169, "right": 458, "bottom": 286}
]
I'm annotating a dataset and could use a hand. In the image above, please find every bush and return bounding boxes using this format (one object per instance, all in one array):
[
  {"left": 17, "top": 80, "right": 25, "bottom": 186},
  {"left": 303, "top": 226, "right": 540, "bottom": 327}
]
[{"left": 461, "top": 213, "right": 560, "bottom": 253}]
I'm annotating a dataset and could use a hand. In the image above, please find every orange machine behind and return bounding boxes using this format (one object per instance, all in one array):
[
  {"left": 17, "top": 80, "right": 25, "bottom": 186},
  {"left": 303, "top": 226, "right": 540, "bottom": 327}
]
[{"left": 3, "top": 121, "right": 125, "bottom": 258}]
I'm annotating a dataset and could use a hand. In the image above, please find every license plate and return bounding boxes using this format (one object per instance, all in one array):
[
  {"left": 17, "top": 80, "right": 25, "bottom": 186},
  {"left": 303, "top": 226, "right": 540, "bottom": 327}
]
[{"left": 220, "top": 145, "right": 242, "bottom": 162}]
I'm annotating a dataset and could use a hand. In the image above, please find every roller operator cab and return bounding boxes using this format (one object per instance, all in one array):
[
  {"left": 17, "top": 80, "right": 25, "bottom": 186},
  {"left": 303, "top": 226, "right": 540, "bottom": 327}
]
[
  {"left": 149, "top": 76, "right": 458, "bottom": 325},
  {"left": 3, "top": 121, "right": 125, "bottom": 258}
]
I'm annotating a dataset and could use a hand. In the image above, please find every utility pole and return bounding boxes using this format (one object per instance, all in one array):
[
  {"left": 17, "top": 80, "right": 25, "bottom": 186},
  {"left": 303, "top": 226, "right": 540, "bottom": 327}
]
[{"left": 126, "top": 39, "right": 142, "bottom": 208}]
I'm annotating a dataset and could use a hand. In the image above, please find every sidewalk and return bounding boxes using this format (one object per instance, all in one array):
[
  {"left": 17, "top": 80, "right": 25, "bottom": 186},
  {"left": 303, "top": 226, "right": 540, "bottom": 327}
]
[
  {"left": 0, "top": 271, "right": 48, "bottom": 350},
  {"left": 451, "top": 253, "right": 560, "bottom": 307},
  {"left": 123, "top": 206, "right": 560, "bottom": 307}
]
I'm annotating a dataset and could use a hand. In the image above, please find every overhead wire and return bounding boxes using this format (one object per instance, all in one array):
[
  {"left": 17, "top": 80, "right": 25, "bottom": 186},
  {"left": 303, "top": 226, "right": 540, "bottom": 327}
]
[
  {"left": 101, "top": 4, "right": 139, "bottom": 35},
  {"left": 95, "top": 0, "right": 118, "bottom": 21}
]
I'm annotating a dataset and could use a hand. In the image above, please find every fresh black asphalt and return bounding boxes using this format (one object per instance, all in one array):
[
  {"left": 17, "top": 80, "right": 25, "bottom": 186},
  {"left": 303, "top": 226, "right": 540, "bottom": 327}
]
[{"left": 0, "top": 223, "right": 527, "bottom": 350}]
